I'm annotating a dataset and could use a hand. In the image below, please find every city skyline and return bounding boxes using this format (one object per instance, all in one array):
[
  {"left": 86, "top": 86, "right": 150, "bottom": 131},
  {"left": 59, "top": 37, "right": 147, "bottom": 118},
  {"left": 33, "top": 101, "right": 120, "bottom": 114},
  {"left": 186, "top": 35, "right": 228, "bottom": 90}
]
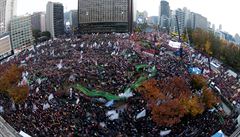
[{"left": 17, "top": 0, "right": 239, "bottom": 35}]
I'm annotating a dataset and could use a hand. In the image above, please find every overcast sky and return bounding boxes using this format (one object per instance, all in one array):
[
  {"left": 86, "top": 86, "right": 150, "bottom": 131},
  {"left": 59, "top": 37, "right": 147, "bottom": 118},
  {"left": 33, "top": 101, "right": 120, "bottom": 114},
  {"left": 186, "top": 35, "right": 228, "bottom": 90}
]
[{"left": 17, "top": 0, "right": 239, "bottom": 35}]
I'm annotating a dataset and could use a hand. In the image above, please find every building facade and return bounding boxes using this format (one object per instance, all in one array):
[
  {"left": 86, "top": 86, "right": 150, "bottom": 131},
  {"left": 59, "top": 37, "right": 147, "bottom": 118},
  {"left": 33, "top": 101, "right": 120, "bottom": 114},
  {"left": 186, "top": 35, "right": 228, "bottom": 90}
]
[
  {"left": 192, "top": 13, "right": 208, "bottom": 30},
  {"left": 147, "top": 16, "right": 158, "bottom": 25},
  {"left": 78, "top": 0, "right": 133, "bottom": 33},
  {"left": 10, "top": 16, "right": 33, "bottom": 50},
  {"left": 46, "top": 2, "right": 64, "bottom": 38},
  {"left": 0, "top": 34, "right": 12, "bottom": 60},
  {"left": 173, "top": 8, "right": 185, "bottom": 34},
  {"left": 159, "top": 0, "right": 170, "bottom": 31},
  {"left": 31, "top": 12, "right": 46, "bottom": 32},
  {"left": 69, "top": 10, "right": 78, "bottom": 29},
  {"left": 0, "top": 0, "right": 17, "bottom": 35}
]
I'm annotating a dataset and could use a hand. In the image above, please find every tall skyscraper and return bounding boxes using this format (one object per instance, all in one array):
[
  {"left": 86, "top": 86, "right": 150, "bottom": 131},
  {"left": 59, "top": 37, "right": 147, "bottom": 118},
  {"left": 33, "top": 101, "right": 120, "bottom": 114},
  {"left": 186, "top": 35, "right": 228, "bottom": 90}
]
[
  {"left": 0, "top": 0, "right": 17, "bottom": 35},
  {"left": 46, "top": 2, "right": 64, "bottom": 38},
  {"left": 78, "top": 0, "right": 133, "bottom": 33},
  {"left": 10, "top": 16, "right": 33, "bottom": 50},
  {"left": 159, "top": 0, "right": 170, "bottom": 31},
  {"left": 160, "top": 0, "right": 170, "bottom": 17},
  {"left": 31, "top": 12, "right": 46, "bottom": 32}
]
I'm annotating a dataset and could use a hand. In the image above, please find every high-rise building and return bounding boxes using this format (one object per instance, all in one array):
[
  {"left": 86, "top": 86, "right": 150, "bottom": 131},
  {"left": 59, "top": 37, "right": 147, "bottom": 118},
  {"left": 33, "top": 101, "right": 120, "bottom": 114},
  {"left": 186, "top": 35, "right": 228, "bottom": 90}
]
[
  {"left": 174, "top": 8, "right": 185, "bottom": 34},
  {"left": 183, "top": 7, "right": 192, "bottom": 28},
  {"left": 192, "top": 13, "right": 208, "bottom": 30},
  {"left": 46, "top": 2, "right": 64, "bottom": 38},
  {"left": 219, "top": 24, "right": 222, "bottom": 31},
  {"left": 147, "top": 16, "right": 158, "bottom": 25},
  {"left": 78, "top": 0, "right": 133, "bottom": 33},
  {"left": 0, "top": 0, "right": 17, "bottom": 35},
  {"left": 159, "top": 0, "right": 170, "bottom": 31},
  {"left": 10, "top": 16, "right": 33, "bottom": 50},
  {"left": 31, "top": 12, "right": 46, "bottom": 32},
  {"left": 69, "top": 10, "right": 78, "bottom": 29},
  {"left": 212, "top": 24, "right": 215, "bottom": 31},
  {"left": 133, "top": 0, "right": 137, "bottom": 22},
  {"left": 159, "top": 0, "right": 170, "bottom": 17},
  {"left": 0, "top": 34, "right": 12, "bottom": 60},
  {"left": 235, "top": 33, "right": 240, "bottom": 45}
]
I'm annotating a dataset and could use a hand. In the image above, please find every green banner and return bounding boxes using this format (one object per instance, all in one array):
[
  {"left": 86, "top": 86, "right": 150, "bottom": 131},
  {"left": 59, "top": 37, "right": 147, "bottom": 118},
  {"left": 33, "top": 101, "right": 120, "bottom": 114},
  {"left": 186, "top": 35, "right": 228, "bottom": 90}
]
[
  {"left": 75, "top": 65, "right": 157, "bottom": 101},
  {"left": 75, "top": 84, "right": 121, "bottom": 101},
  {"left": 135, "top": 64, "right": 148, "bottom": 72}
]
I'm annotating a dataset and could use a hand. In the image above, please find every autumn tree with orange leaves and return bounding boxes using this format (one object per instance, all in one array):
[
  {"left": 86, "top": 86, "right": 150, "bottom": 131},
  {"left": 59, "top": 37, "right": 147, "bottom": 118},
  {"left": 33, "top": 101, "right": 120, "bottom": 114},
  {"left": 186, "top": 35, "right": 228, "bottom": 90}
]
[
  {"left": 191, "top": 75, "right": 207, "bottom": 90},
  {"left": 138, "top": 76, "right": 219, "bottom": 126},
  {"left": 202, "top": 87, "right": 220, "bottom": 108},
  {"left": 0, "top": 64, "right": 29, "bottom": 103},
  {"left": 151, "top": 98, "right": 186, "bottom": 126},
  {"left": 138, "top": 77, "right": 192, "bottom": 126},
  {"left": 181, "top": 96, "right": 204, "bottom": 117}
]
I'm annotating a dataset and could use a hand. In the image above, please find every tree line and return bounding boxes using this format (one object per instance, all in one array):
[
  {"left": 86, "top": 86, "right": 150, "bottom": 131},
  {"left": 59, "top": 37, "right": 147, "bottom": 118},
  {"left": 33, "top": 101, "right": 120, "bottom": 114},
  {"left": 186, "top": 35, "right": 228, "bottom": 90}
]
[{"left": 183, "top": 28, "right": 240, "bottom": 71}]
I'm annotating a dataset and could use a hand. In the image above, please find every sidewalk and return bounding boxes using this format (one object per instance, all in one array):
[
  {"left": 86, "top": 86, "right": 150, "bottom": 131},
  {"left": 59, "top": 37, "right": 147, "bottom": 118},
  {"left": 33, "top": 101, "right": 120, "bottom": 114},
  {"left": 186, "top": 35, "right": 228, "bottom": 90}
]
[{"left": 0, "top": 116, "right": 21, "bottom": 137}]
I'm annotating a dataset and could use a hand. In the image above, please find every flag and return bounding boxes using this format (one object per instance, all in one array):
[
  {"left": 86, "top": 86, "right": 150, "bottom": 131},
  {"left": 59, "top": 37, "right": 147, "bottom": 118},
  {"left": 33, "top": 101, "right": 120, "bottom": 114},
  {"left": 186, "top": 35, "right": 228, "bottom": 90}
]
[
  {"left": 48, "top": 94, "right": 54, "bottom": 101},
  {"left": 105, "top": 100, "right": 114, "bottom": 107},
  {"left": 136, "top": 109, "right": 146, "bottom": 119},
  {"left": 0, "top": 106, "right": 4, "bottom": 113},
  {"left": 160, "top": 130, "right": 171, "bottom": 136},
  {"left": 43, "top": 103, "right": 50, "bottom": 110},
  {"left": 106, "top": 110, "right": 119, "bottom": 120}
]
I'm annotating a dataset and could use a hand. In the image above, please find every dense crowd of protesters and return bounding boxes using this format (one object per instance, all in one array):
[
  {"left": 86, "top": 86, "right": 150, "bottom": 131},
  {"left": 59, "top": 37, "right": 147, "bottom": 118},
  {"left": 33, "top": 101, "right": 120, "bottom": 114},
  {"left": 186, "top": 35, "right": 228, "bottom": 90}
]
[{"left": 0, "top": 32, "right": 237, "bottom": 136}]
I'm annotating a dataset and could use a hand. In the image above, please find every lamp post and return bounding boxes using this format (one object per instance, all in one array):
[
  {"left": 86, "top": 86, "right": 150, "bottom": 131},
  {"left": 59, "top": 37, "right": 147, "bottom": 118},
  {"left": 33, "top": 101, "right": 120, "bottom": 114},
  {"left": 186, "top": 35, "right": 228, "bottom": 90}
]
[{"left": 175, "top": 15, "right": 183, "bottom": 58}]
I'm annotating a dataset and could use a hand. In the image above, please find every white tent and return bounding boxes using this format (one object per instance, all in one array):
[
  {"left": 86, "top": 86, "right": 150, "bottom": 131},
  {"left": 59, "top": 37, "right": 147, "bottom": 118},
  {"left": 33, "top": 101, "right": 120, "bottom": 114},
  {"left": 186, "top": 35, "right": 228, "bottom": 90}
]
[
  {"left": 226, "top": 69, "right": 237, "bottom": 78},
  {"left": 211, "top": 130, "right": 225, "bottom": 137}
]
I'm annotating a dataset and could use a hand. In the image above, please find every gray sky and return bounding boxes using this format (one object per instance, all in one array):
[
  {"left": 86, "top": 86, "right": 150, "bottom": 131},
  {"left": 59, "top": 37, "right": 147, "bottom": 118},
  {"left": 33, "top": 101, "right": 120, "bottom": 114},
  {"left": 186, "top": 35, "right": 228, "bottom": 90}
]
[{"left": 17, "top": 0, "right": 239, "bottom": 35}]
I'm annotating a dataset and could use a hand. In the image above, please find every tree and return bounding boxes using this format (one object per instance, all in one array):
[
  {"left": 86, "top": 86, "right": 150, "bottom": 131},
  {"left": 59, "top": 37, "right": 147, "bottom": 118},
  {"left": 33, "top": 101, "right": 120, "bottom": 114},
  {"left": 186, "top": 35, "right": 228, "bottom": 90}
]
[
  {"left": 41, "top": 31, "right": 51, "bottom": 39},
  {"left": 181, "top": 96, "right": 204, "bottom": 116},
  {"left": 191, "top": 75, "right": 207, "bottom": 90},
  {"left": 0, "top": 64, "right": 23, "bottom": 92},
  {"left": 202, "top": 87, "right": 220, "bottom": 108},
  {"left": 205, "top": 40, "right": 212, "bottom": 55},
  {"left": 139, "top": 79, "right": 165, "bottom": 102},
  {"left": 151, "top": 98, "right": 186, "bottom": 126},
  {"left": 32, "top": 29, "right": 41, "bottom": 40},
  {"left": 0, "top": 64, "right": 29, "bottom": 103},
  {"left": 8, "top": 86, "right": 29, "bottom": 104},
  {"left": 138, "top": 77, "right": 191, "bottom": 126}
]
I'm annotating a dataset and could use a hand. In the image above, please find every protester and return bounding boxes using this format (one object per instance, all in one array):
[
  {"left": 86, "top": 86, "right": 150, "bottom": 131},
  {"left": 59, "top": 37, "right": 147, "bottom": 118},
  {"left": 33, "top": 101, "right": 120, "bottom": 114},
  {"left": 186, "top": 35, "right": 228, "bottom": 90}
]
[{"left": 0, "top": 32, "right": 237, "bottom": 136}]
